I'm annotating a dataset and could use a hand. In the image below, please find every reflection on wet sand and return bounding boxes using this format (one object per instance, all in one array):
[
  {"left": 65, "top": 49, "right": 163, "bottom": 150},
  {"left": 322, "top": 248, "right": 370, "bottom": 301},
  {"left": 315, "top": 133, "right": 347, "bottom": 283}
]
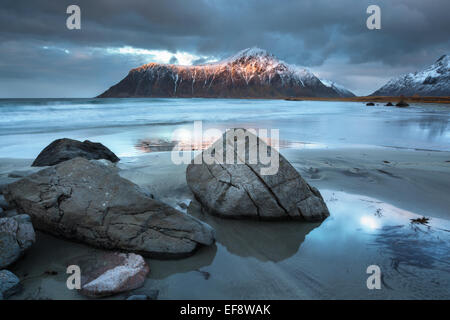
[
  {"left": 188, "top": 199, "right": 321, "bottom": 262},
  {"left": 9, "top": 187, "right": 450, "bottom": 299},
  {"left": 147, "top": 243, "right": 218, "bottom": 279},
  {"left": 134, "top": 133, "right": 323, "bottom": 154},
  {"left": 374, "top": 223, "right": 450, "bottom": 272},
  {"left": 135, "top": 139, "right": 177, "bottom": 152},
  {"left": 418, "top": 116, "right": 449, "bottom": 140}
]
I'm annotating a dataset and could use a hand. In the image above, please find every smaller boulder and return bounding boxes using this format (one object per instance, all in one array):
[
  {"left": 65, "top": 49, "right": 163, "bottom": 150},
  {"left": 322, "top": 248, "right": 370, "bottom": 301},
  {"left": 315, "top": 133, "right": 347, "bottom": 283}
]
[
  {"left": 366, "top": 102, "right": 375, "bottom": 106},
  {"left": 75, "top": 252, "right": 149, "bottom": 298},
  {"left": 32, "top": 138, "right": 120, "bottom": 167},
  {"left": 0, "top": 270, "right": 22, "bottom": 299},
  {"left": 0, "top": 215, "right": 36, "bottom": 268},
  {"left": 396, "top": 100, "right": 409, "bottom": 107},
  {"left": 385, "top": 102, "right": 393, "bottom": 106}
]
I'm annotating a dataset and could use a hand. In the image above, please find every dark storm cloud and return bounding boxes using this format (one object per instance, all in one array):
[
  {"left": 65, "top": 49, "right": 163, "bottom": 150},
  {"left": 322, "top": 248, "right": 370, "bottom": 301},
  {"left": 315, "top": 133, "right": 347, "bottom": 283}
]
[{"left": 0, "top": 0, "right": 449, "bottom": 97}]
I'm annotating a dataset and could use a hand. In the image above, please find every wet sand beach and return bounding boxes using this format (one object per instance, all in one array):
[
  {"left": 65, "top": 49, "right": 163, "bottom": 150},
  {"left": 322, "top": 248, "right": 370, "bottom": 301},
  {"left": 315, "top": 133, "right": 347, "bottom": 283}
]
[{"left": 2, "top": 147, "right": 449, "bottom": 299}]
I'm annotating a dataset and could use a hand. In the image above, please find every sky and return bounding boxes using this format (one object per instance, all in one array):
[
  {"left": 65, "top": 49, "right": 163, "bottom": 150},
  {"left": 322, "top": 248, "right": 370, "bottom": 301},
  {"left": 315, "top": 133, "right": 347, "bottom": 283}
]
[{"left": 0, "top": 0, "right": 449, "bottom": 97}]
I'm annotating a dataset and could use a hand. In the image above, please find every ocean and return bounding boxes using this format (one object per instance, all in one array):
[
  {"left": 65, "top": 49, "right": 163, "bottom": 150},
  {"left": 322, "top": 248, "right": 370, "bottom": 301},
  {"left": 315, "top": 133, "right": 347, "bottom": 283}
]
[{"left": 0, "top": 98, "right": 449, "bottom": 159}]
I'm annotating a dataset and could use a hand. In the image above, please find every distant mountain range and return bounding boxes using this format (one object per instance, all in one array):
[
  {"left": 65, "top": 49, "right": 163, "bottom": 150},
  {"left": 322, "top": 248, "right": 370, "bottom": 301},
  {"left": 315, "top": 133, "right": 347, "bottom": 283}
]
[
  {"left": 320, "top": 79, "right": 356, "bottom": 98},
  {"left": 98, "top": 48, "right": 355, "bottom": 98},
  {"left": 371, "top": 55, "right": 450, "bottom": 96},
  {"left": 98, "top": 48, "right": 450, "bottom": 99}
]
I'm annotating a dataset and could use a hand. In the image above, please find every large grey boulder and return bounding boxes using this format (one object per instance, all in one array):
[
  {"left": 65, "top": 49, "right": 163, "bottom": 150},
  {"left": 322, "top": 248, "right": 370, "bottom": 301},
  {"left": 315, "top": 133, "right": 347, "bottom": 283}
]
[
  {"left": 32, "top": 138, "right": 120, "bottom": 167},
  {"left": 0, "top": 270, "right": 22, "bottom": 299},
  {"left": 73, "top": 252, "right": 149, "bottom": 298},
  {"left": 4, "top": 158, "right": 214, "bottom": 258},
  {"left": 0, "top": 215, "right": 35, "bottom": 269},
  {"left": 186, "top": 129, "right": 329, "bottom": 221}
]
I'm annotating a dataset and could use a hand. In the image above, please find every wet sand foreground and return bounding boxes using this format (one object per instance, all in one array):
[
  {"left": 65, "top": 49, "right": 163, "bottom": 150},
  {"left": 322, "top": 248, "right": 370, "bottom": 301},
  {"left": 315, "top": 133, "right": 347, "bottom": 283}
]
[{"left": 2, "top": 147, "right": 450, "bottom": 299}]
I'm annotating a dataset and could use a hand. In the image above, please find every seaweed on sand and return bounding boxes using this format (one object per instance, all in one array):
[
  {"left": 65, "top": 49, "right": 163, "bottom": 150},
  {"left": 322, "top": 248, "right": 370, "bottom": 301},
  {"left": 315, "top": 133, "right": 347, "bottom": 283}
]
[{"left": 410, "top": 216, "right": 430, "bottom": 225}]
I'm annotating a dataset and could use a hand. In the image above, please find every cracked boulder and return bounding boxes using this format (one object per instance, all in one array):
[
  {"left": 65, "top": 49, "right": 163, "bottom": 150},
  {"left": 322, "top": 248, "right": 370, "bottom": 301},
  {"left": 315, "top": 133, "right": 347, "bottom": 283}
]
[
  {"left": 4, "top": 157, "right": 215, "bottom": 258},
  {"left": 0, "top": 215, "right": 35, "bottom": 269},
  {"left": 186, "top": 129, "right": 329, "bottom": 221},
  {"left": 32, "top": 138, "right": 120, "bottom": 167}
]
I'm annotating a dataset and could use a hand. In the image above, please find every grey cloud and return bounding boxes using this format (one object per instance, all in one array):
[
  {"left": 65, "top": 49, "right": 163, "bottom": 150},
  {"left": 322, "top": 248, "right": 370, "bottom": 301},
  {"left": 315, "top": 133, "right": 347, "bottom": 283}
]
[{"left": 0, "top": 0, "right": 449, "bottom": 97}]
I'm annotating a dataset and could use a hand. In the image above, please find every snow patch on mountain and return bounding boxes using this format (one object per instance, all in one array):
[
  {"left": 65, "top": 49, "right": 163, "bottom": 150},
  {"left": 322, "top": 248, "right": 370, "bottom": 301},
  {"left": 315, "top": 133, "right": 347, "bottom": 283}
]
[
  {"left": 372, "top": 55, "right": 450, "bottom": 96},
  {"left": 320, "top": 79, "right": 355, "bottom": 97},
  {"left": 199, "top": 47, "right": 321, "bottom": 87}
]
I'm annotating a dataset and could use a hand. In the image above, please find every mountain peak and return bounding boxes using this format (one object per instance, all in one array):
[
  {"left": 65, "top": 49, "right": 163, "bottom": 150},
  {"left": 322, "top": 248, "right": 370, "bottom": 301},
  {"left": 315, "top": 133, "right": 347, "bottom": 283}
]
[
  {"left": 219, "top": 47, "right": 277, "bottom": 66},
  {"left": 232, "top": 47, "right": 272, "bottom": 59},
  {"left": 98, "top": 47, "right": 349, "bottom": 98},
  {"left": 371, "top": 54, "right": 450, "bottom": 97}
]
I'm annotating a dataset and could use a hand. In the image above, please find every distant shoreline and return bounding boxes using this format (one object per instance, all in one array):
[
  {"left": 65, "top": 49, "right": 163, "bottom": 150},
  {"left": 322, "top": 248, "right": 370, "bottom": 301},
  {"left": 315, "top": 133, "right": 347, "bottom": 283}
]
[
  {"left": 1, "top": 96, "right": 450, "bottom": 104},
  {"left": 285, "top": 96, "right": 450, "bottom": 104}
]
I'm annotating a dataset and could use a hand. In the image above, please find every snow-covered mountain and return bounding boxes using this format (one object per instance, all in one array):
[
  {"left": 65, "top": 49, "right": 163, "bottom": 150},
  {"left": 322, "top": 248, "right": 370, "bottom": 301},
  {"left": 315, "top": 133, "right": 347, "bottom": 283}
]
[
  {"left": 98, "top": 47, "right": 343, "bottom": 98},
  {"left": 320, "top": 79, "right": 355, "bottom": 97},
  {"left": 371, "top": 55, "right": 450, "bottom": 96}
]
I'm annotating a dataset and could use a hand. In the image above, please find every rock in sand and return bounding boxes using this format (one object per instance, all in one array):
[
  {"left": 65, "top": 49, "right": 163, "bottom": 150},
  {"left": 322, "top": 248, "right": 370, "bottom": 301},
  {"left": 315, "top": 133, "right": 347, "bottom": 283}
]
[
  {"left": 0, "top": 215, "right": 35, "bottom": 269},
  {"left": 0, "top": 270, "right": 22, "bottom": 299},
  {"left": 396, "top": 100, "right": 409, "bottom": 107},
  {"left": 4, "top": 157, "right": 215, "bottom": 258},
  {"left": 32, "top": 138, "right": 120, "bottom": 167},
  {"left": 186, "top": 129, "right": 329, "bottom": 221},
  {"left": 73, "top": 252, "right": 149, "bottom": 298}
]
